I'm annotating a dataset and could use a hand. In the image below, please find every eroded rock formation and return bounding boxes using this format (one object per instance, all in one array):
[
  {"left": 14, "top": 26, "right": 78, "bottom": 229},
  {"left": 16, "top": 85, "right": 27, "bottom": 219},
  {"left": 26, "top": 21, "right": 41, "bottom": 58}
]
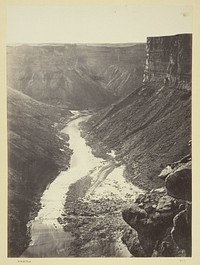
[
  {"left": 143, "top": 34, "right": 192, "bottom": 90},
  {"left": 122, "top": 151, "right": 191, "bottom": 257}
]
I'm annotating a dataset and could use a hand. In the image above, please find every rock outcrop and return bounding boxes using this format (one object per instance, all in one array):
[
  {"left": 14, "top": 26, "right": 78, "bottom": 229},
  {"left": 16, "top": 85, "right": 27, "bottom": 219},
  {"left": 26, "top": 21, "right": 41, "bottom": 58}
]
[
  {"left": 122, "top": 151, "right": 191, "bottom": 257},
  {"left": 143, "top": 34, "right": 192, "bottom": 90},
  {"left": 165, "top": 161, "right": 191, "bottom": 201},
  {"left": 171, "top": 203, "right": 191, "bottom": 256}
]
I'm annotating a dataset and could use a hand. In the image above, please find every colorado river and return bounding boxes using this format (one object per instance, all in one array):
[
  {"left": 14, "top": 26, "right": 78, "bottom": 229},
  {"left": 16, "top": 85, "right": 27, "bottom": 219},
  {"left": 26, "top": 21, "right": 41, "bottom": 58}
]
[{"left": 22, "top": 114, "right": 142, "bottom": 257}]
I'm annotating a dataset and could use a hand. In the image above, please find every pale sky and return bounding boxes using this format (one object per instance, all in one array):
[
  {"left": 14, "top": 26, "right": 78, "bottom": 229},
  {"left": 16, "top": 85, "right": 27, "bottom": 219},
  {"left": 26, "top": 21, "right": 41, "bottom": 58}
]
[{"left": 6, "top": 5, "right": 192, "bottom": 44}]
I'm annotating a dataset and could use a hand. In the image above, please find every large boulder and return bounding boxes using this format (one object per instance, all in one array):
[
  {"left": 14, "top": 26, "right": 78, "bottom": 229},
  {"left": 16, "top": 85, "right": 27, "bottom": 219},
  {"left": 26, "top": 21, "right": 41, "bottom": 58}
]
[
  {"left": 122, "top": 194, "right": 180, "bottom": 256},
  {"left": 121, "top": 229, "right": 146, "bottom": 257},
  {"left": 122, "top": 152, "right": 192, "bottom": 257},
  {"left": 165, "top": 161, "right": 191, "bottom": 201},
  {"left": 122, "top": 204, "right": 148, "bottom": 233}
]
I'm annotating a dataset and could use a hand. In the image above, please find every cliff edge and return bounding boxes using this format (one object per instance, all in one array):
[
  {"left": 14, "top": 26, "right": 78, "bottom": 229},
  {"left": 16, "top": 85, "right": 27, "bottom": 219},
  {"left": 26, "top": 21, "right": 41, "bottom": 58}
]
[{"left": 143, "top": 34, "right": 192, "bottom": 90}]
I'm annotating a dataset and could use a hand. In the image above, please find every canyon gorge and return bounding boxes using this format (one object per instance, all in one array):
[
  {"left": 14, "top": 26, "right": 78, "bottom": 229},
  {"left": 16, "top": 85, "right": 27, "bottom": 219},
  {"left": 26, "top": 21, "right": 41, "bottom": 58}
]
[{"left": 7, "top": 34, "right": 191, "bottom": 257}]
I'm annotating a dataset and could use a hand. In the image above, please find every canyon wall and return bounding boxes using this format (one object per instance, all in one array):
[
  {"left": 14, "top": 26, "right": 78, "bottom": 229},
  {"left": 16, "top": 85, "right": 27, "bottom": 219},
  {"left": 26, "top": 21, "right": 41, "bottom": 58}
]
[
  {"left": 7, "top": 44, "right": 145, "bottom": 109},
  {"left": 143, "top": 34, "right": 192, "bottom": 90},
  {"left": 8, "top": 34, "right": 192, "bottom": 257},
  {"left": 86, "top": 34, "right": 191, "bottom": 187},
  {"left": 84, "top": 34, "right": 192, "bottom": 256}
]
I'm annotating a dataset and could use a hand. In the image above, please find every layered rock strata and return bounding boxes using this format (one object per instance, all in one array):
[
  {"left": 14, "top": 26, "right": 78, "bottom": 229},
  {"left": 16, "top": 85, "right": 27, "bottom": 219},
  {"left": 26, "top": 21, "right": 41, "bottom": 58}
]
[{"left": 143, "top": 34, "right": 192, "bottom": 90}]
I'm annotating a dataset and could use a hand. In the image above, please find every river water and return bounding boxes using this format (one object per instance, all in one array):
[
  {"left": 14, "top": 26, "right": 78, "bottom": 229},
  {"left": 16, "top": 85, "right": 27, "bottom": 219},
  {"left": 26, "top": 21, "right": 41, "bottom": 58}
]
[{"left": 21, "top": 114, "right": 142, "bottom": 257}]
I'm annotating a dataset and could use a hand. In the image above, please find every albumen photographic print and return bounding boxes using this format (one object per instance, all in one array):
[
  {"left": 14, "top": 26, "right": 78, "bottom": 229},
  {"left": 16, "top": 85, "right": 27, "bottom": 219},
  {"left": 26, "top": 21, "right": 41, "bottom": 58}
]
[{"left": 1, "top": 0, "right": 200, "bottom": 263}]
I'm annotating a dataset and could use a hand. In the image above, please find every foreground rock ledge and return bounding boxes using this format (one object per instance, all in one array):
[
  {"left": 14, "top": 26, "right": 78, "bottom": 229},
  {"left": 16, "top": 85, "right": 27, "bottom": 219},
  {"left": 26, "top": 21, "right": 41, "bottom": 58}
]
[{"left": 122, "top": 153, "right": 191, "bottom": 257}]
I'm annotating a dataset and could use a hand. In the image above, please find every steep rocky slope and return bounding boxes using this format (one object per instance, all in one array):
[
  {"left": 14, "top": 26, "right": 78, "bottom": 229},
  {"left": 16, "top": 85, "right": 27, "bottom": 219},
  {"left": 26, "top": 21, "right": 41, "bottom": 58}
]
[
  {"left": 99, "top": 44, "right": 146, "bottom": 96},
  {"left": 85, "top": 34, "right": 191, "bottom": 189},
  {"left": 8, "top": 87, "right": 72, "bottom": 256},
  {"left": 84, "top": 34, "right": 192, "bottom": 256},
  {"left": 7, "top": 43, "right": 145, "bottom": 108},
  {"left": 85, "top": 83, "right": 191, "bottom": 189}
]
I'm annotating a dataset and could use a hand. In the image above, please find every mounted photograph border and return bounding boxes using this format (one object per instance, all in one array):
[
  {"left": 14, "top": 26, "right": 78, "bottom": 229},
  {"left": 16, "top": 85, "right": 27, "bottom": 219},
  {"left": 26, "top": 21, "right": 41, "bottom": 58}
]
[{"left": 0, "top": 0, "right": 200, "bottom": 264}]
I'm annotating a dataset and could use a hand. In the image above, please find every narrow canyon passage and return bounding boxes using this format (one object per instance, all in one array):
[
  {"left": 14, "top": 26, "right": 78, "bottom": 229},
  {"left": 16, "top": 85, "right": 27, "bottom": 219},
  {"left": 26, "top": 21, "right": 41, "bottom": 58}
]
[{"left": 21, "top": 113, "right": 142, "bottom": 257}]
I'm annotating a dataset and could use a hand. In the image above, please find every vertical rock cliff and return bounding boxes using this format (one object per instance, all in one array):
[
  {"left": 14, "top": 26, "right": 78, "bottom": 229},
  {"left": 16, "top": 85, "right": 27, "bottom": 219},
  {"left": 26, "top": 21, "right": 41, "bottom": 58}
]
[{"left": 143, "top": 34, "right": 192, "bottom": 90}]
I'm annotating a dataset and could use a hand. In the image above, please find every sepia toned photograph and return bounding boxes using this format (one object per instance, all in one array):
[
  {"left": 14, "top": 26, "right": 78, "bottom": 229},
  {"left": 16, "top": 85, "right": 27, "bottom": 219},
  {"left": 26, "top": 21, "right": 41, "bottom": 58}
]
[{"left": 6, "top": 2, "right": 193, "bottom": 259}]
